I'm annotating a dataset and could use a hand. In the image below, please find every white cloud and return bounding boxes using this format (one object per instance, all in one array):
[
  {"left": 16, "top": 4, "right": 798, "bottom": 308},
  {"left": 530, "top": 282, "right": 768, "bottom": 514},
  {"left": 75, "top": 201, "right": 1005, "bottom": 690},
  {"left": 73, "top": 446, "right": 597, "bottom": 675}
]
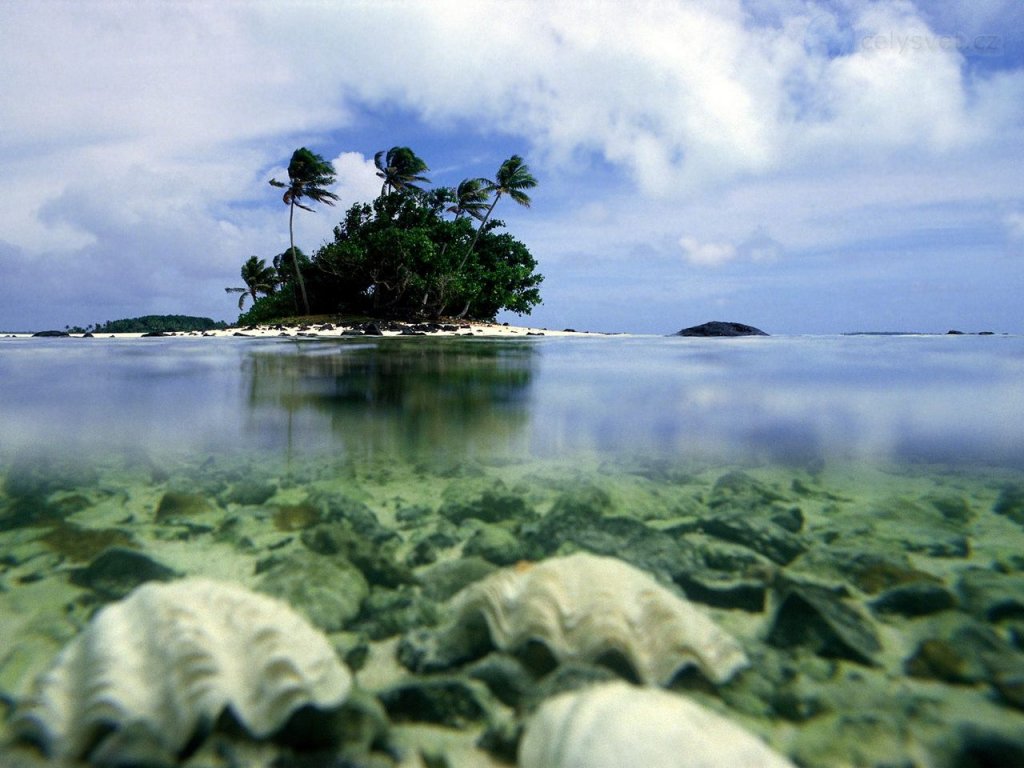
[
  {"left": 1, "top": 0, "right": 1022, "bottom": 332},
  {"left": 1007, "top": 212, "right": 1024, "bottom": 241},
  {"left": 679, "top": 236, "right": 738, "bottom": 267},
  {"left": 329, "top": 152, "right": 383, "bottom": 212}
]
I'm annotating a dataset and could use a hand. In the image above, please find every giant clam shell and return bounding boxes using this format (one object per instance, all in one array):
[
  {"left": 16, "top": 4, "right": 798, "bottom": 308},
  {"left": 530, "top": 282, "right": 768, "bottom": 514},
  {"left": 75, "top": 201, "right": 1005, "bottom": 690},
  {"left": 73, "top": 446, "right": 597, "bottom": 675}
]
[
  {"left": 14, "top": 578, "right": 351, "bottom": 763},
  {"left": 425, "top": 552, "right": 748, "bottom": 685},
  {"left": 519, "top": 681, "right": 796, "bottom": 768}
]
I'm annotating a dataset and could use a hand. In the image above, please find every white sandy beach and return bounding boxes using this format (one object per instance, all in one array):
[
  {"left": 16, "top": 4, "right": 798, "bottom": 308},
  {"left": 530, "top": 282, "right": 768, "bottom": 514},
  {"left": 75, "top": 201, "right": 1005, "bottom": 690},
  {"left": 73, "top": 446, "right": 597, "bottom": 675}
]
[{"left": 3, "top": 320, "right": 615, "bottom": 340}]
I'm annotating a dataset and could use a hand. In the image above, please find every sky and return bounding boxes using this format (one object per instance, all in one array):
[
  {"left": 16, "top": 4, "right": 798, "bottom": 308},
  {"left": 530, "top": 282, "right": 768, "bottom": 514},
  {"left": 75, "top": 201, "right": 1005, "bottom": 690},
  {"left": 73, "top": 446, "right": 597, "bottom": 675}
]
[{"left": 1, "top": 0, "right": 1022, "bottom": 335}]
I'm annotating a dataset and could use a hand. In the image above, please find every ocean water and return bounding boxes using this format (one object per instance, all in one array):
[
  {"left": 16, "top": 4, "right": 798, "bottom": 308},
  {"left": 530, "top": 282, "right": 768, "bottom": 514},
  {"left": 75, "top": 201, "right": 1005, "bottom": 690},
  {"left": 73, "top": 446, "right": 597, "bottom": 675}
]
[{"left": 1, "top": 334, "right": 1023, "bottom": 766}]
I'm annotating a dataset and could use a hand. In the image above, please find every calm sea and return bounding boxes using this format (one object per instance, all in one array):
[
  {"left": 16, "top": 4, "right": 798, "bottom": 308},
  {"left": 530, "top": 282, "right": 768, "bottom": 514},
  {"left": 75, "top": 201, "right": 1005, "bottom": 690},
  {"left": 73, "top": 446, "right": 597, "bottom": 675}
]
[{"left": 1, "top": 334, "right": 1022, "bottom": 766}]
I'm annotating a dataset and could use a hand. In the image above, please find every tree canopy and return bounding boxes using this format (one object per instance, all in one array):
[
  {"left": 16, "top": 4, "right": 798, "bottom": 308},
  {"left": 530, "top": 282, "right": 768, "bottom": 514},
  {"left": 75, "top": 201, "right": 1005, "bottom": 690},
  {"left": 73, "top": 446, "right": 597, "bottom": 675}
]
[{"left": 239, "top": 148, "right": 542, "bottom": 325}]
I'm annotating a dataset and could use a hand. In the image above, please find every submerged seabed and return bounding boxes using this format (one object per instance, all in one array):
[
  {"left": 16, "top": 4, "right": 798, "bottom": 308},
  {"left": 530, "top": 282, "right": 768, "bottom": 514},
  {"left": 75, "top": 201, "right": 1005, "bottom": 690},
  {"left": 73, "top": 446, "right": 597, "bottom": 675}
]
[{"left": 1, "top": 336, "right": 1023, "bottom": 767}]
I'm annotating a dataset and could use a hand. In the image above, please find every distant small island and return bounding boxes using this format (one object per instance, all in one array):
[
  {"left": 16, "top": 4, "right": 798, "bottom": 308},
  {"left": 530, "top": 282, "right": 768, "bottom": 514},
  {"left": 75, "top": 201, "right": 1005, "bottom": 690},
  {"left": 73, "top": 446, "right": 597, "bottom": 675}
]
[{"left": 58, "top": 315, "right": 228, "bottom": 335}]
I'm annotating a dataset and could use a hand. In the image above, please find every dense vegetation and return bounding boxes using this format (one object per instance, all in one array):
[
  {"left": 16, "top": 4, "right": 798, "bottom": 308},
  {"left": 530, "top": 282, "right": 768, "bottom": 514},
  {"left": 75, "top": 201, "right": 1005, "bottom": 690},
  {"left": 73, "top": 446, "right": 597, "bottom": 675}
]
[
  {"left": 82, "top": 316, "right": 228, "bottom": 334},
  {"left": 236, "top": 147, "right": 543, "bottom": 325}
]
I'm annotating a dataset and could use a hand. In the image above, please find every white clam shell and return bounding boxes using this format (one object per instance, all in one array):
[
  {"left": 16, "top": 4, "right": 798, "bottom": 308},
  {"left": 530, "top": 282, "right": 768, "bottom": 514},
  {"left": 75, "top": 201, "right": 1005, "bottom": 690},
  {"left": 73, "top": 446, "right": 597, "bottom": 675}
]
[
  {"left": 519, "top": 681, "right": 796, "bottom": 768},
  {"left": 14, "top": 578, "right": 351, "bottom": 762},
  {"left": 442, "top": 552, "right": 747, "bottom": 684}
]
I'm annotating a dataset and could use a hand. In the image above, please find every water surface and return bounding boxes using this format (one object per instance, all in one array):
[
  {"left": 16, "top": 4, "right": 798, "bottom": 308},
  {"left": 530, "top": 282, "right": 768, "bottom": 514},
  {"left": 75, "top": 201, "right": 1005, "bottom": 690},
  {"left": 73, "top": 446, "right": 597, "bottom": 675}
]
[{"left": 1, "top": 334, "right": 1023, "bottom": 767}]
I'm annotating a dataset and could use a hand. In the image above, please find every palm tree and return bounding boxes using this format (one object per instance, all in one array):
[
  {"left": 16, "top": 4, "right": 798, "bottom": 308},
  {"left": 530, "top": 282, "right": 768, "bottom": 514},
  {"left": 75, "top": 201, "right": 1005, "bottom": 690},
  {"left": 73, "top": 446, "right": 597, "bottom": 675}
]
[
  {"left": 226, "top": 256, "right": 278, "bottom": 310},
  {"left": 374, "top": 146, "right": 430, "bottom": 196},
  {"left": 269, "top": 147, "right": 339, "bottom": 315},
  {"left": 465, "top": 155, "right": 537, "bottom": 259},
  {"left": 455, "top": 156, "right": 537, "bottom": 318},
  {"left": 448, "top": 177, "right": 492, "bottom": 222}
]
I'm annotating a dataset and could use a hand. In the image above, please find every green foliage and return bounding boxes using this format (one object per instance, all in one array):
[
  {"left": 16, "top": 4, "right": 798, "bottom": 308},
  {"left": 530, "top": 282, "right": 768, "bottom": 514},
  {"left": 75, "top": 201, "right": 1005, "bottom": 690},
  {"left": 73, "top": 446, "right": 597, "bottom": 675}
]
[
  {"left": 241, "top": 148, "right": 543, "bottom": 325},
  {"left": 94, "top": 316, "right": 228, "bottom": 334},
  {"left": 312, "top": 188, "right": 542, "bottom": 320}
]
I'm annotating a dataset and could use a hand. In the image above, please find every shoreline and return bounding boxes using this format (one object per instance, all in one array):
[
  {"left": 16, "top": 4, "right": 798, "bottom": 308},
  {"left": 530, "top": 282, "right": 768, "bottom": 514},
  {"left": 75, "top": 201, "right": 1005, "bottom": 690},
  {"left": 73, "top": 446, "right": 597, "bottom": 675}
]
[{"left": 2, "top": 320, "right": 620, "bottom": 340}]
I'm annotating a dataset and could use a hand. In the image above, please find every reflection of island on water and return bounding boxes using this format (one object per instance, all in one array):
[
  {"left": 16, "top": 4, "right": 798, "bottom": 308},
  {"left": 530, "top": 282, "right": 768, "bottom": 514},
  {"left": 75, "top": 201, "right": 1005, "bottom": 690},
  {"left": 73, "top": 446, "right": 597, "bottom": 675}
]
[{"left": 242, "top": 339, "right": 538, "bottom": 460}]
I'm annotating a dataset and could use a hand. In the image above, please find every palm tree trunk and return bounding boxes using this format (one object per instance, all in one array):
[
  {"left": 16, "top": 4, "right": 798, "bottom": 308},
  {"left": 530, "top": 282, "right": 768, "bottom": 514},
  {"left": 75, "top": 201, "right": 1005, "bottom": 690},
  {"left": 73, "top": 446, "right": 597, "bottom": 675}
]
[
  {"left": 462, "top": 194, "right": 501, "bottom": 270},
  {"left": 289, "top": 201, "right": 310, "bottom": 315}
]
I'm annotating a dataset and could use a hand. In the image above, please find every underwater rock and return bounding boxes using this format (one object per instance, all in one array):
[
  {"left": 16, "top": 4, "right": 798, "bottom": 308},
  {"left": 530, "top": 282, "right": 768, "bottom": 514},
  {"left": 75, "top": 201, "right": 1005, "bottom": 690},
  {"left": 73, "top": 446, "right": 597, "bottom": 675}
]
[
  {"left": 437, "top": 478, "right": 533, "bottom": 525},
  {"left": 13, "top": 579, "right": 352, "bottom": 764},
  {"left": 312, "top": 491, "right": 391, "bottom": 542},
  {"left": 257, "top": 551, "right": 369, "bottom": 631},
  {"left": 518, "top": 682, "right": 794, "bottom": 768},
  {"left": 2, "top": 452, "right": 99, "bottom": 501},
  {"left": 522, "top": 505, "right": 700, "bottom": 586},
  {"left": 958, "top": 569, "right": 1024, "bottom": 622},
  {"left": 154, "top": 490, "right": 217, "bottom": 522},
  {"left": 905, "top": 636, "right": 991, "bottom": 684},
  {"left": 399, "top": 553, "right": 748, "bottom": 685},
  {"left": 462, "top": 522, "right": 526, "bottom": 566},
  {"left": 301, "top": 522, "right": 414, "bottom": 588},
  {"left": 272, "top": 503, "right": 322, "bottom": 531},
  {"left": 870, "top": 581, "right": 957, "bottom": 617},
  {"left": 464, "top": 654, "right": 537, "bottom": 708},
  {"left": 699, "top": 471, "right": 806, "bottom": 564},
  {"left": 69, "top": 547, "right": 179, "bottom": 599},
  {"left": 922, "top": 492, "right": 975, "bottom": 524},
  {"left": 698, "top": 515, "right": 806, "bottom": 565},
  {"left": 869, "top": 497, "right": 970, "bottom": 558},
  {"left": 708, "top": 471, "right": 790, "bottom": 512},
  {"left": 767, "top": 579, "right": 882, "bottom": 666},
  {"left": 792, "top": 546, "right": 942, "bottom": 596},
  {"left": 41, "top": 522, "right": 136, "bottom": 563},
  {"left": 378, "top": 677, "right": 495, "bottom": 728},
  {"left": 992, "top": 483, "right": 1024, "bottom": 527},
  {"left": 349, "top": 586, "right": 437, "bottom": 640},
  {"left": 223, "top": 479, "right": 277, "bottom": 506},
  {"left": 416, "top": 556, "right": 498, "bottom": 602}
]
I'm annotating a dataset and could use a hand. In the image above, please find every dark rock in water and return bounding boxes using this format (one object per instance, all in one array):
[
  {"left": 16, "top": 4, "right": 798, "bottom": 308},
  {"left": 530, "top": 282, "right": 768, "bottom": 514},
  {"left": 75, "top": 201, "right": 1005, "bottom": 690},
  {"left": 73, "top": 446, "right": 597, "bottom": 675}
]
[
  {"left": 301, "top": 521, "right": 414, "bottom": 588},
  {"left": 522, "top": 511, "right": 698, "bottom": 587},
  {"left": 154, "top": 491, "right": 217, "bottom": 522},
  {"left": 700, "top": 472, "right": 806, "bottom": 563},
  {"left": 767, "top": 579, "right": 882, "bottom": 665},
  {"left": 674, "top": 572, "right": 767, "bottom": 612},
  {"left": 832, "top": 550, "right": 941, "bottom": 595},
  {"left": 141, "top": 331, "right": 170, "bottom": 337},
  {"left": 350, "top": 586, "right": 437, "bottom": 640},
  {"left": 31, "top": 330, "right": 70, "bottom": 337},
  {"left": 923, "top": 492, "right": 974, "bottom": 524},
  {"left": 312, "top": 491, "right": 392, "bottom": 542},
  {"left": 947, "top": 726, "right": 1024, "bottom": 768},
  {"left": 417, "top": 556, "right": 497, "bottom": 602},
  {"left": 256, "top": 551, "right": 369, "bottom": 631},
  {"left": 905, "top": 638, "right": 983, "bottom": 684},
  {"left": 674, "top": 321, "right": 768, "bottom": 337},
  {"left": 904, "top": 620, "right": 1024, "bottom": 707},
  {"left": 698, "top": 515, "right": 806, "bottom": 565},
  {"left": 3, "top": 453, "right": 99, "bottom": 500},
  {"left": 870, "top": 582, "right": 957, "bottom": 617},
  {"left": 70, "top": 547, "right": 179, "bottom": 599},
  {"left": 438, "top": 479, "right": 533, "bottom": 525},
  {"left": 958, "top": 569, "right": 1024, "bottom": 622},
  {"left": 462, "top": 523, "right": 526, "bottom": 566},
  {"left": 378, "top": 677, "right": 493, "bottom": 727},
  {"left": 465, "top": 654, "right": 536, "bottom": 708},
  {"left": 42, "top": 523, "right": 136, "bottom": 563},
  {"left": 272, "top": 503, "right": 322, "bottom": 531},
  {"left": 224, "top": 480, "right": 277, "bottom": 506},
  {"left": 868, "top": 496, "right": 970, "bottom": 558},
  {"left": 993, "top": 483, "right": 1024, "bottom": 527}
]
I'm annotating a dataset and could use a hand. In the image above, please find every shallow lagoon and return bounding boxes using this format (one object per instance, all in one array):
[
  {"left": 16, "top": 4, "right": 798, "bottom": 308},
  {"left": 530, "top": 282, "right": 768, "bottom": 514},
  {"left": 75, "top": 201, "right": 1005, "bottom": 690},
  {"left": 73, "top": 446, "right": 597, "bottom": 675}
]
[{"left": 1, "top": 334, "right": 1023, "bottom": 766}]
